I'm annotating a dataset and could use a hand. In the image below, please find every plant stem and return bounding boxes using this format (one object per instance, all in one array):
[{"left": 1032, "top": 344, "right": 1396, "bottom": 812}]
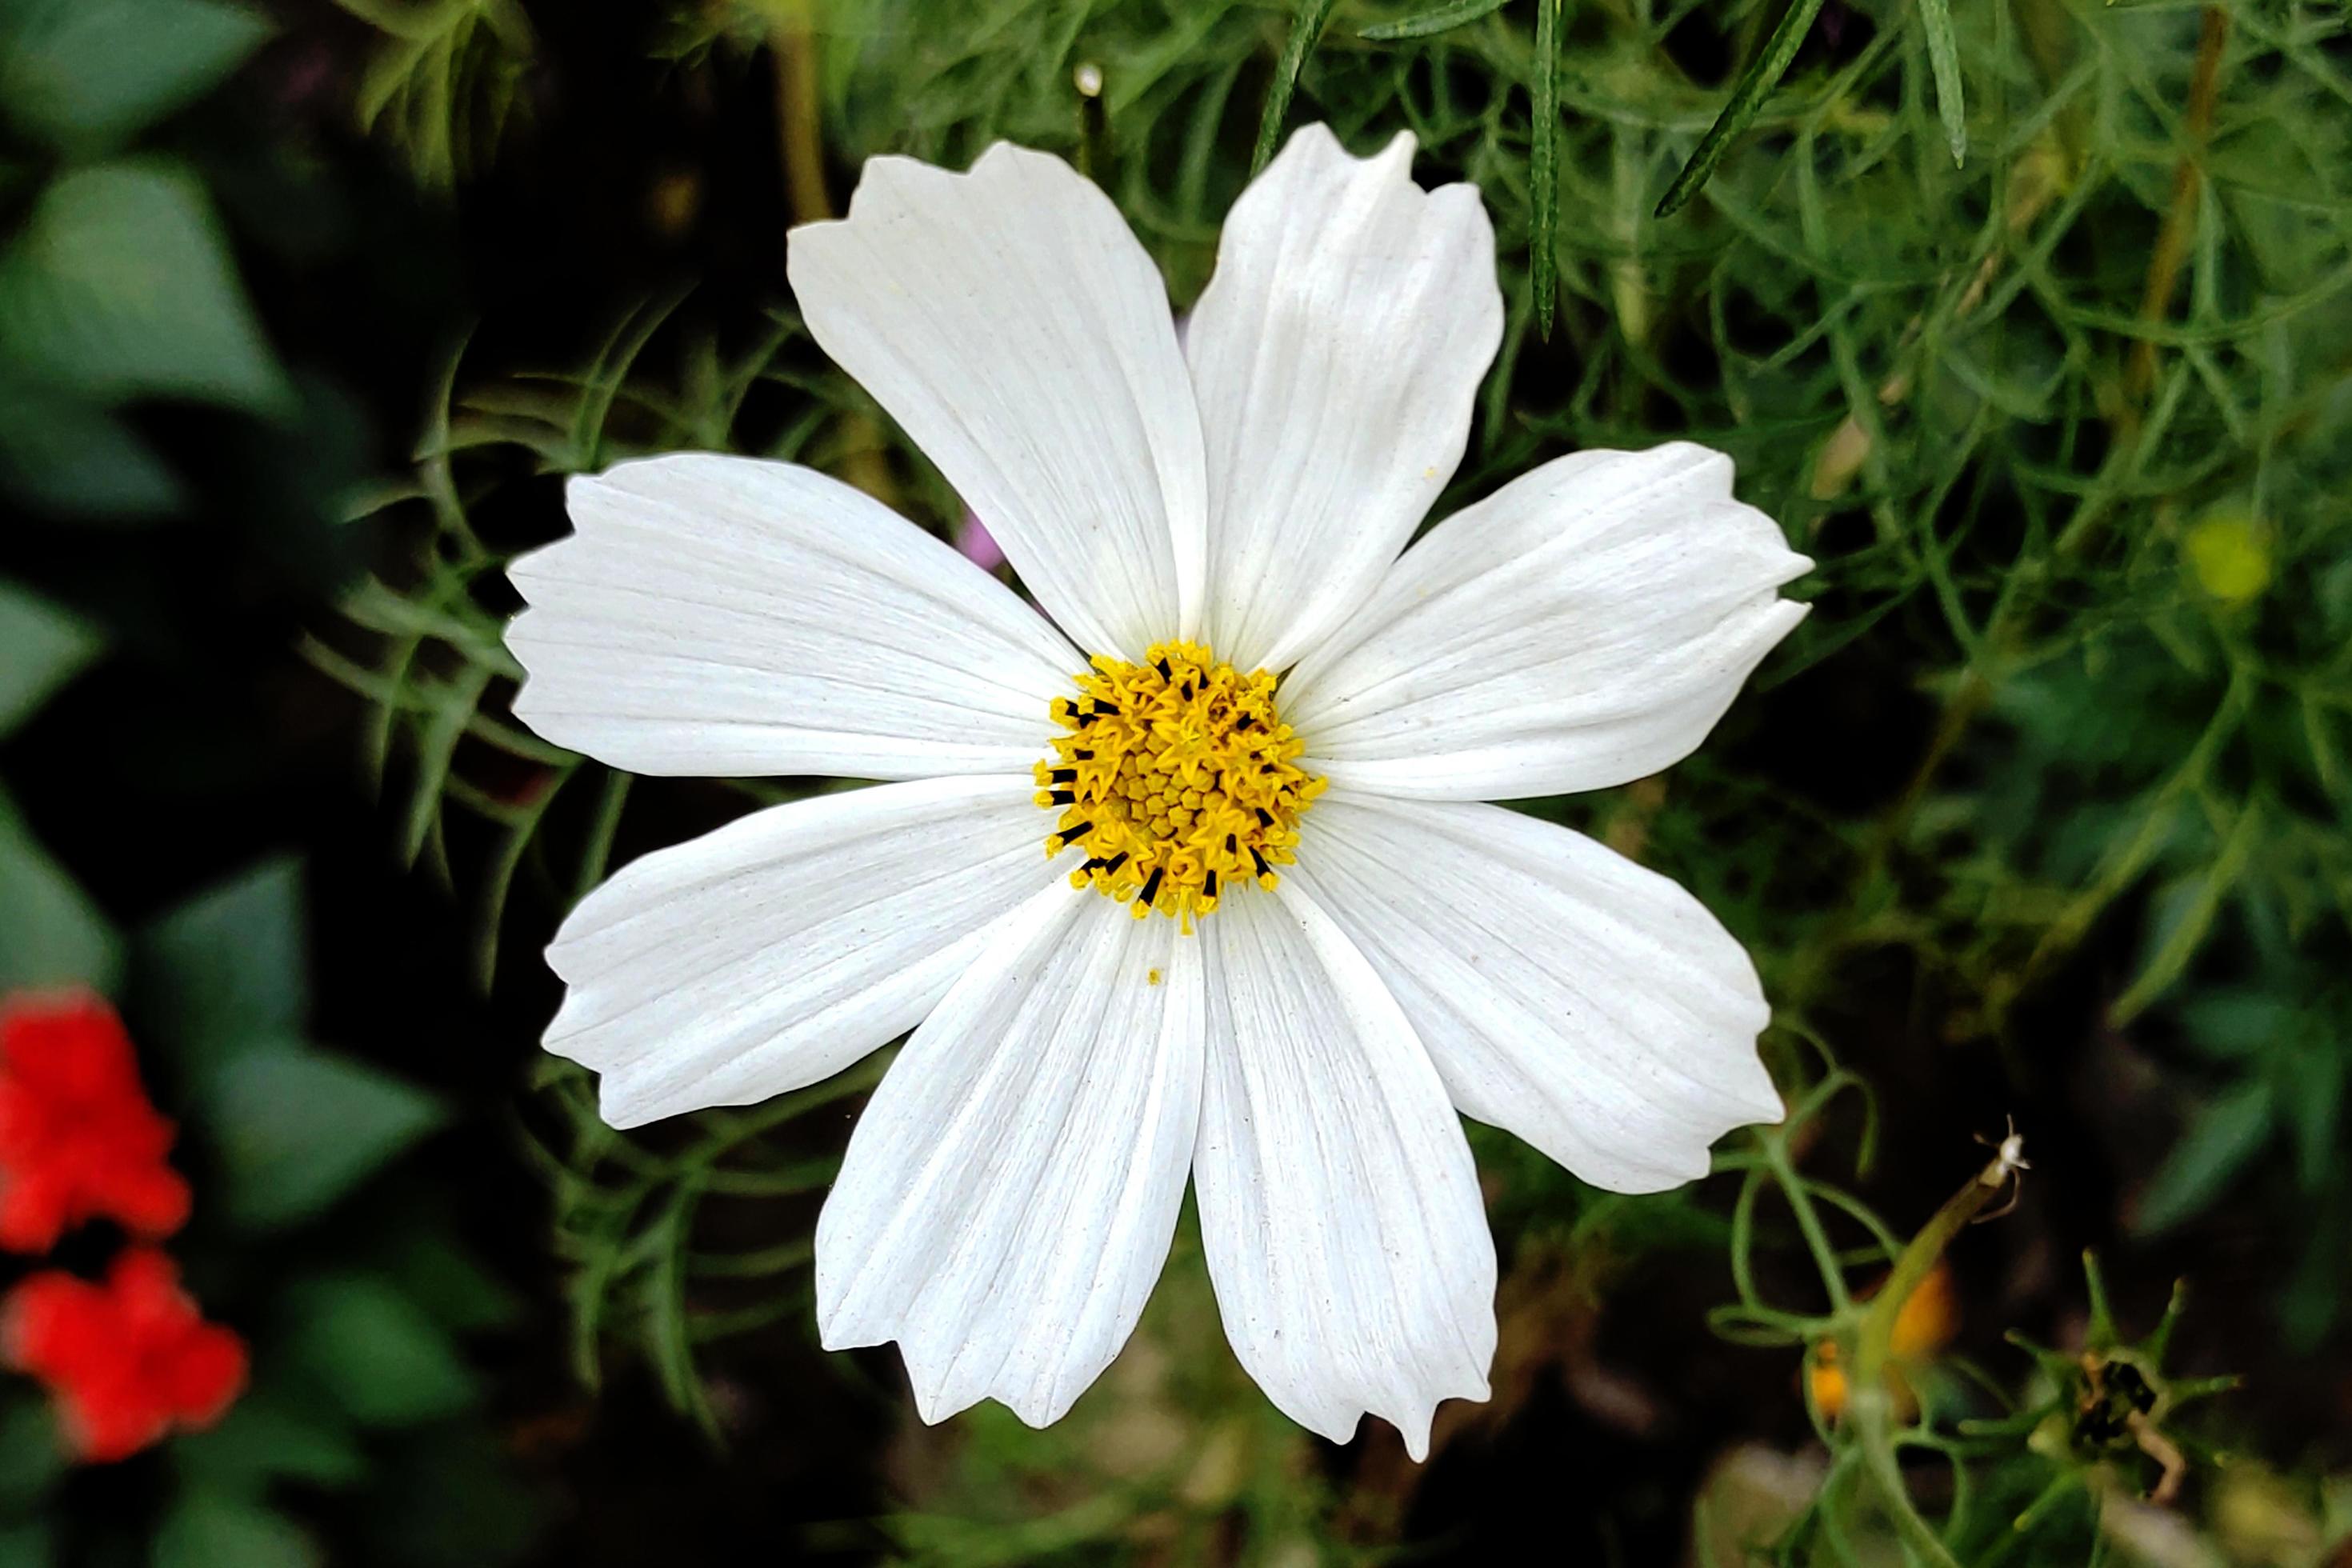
[{"left": 1844, "top": 1140, "right": 2023, "bottom": 1568}]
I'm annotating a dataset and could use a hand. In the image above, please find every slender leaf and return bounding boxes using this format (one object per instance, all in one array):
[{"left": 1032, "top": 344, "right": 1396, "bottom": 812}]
[
  {"left": 1359, "top": 0, "right": 1510, "bottom": 42},
  {"left": 1253, "top": 0, "right": 1342, "bottom": 174},
  {"left": 1531, "top": 0, "right": 1560, "bottom": 337},
  {"left": 2110, "top": 797, "right": 2262, "bottom": 1026},
  {"left": 1654, "top": 0, "right": 1832, "bottom": 218},
  {"left": 2134, "top": 1080, "right": 2274, "bottom": 1234},
  {"left": 1917, "top": 0, "right": 1968, "bottom": 164}
]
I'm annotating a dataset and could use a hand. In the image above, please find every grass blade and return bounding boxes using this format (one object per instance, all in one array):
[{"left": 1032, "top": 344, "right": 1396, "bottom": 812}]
[
  {"left": 1254, "top": 0, "right": 1342, "bottom": 173},
  {"left": 1654, "top": 0, "right": 1830, "bottom": 218},
  {"left": 1359, "top": 0, "right": 1511, "bottom": 42},
  {"left": 1918, "top": 0, "right": 1967, "bottom": 164},
  {"left": 1532, "top": 0, "right": 1560, "bottom": 337}
]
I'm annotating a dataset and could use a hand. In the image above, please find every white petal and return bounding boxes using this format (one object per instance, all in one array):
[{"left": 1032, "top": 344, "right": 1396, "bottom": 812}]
[
  {"left": 543, "top": 776, "right": 1070, "bottom": 1128},
  {"left": 816, "top": 886, "right": 1203, "bottom": 1427},
  {"left": 1282, "top": 443, "right": 1812, "bottom": 799},
  {"left": 1185, "top": 125, "right": 1502, "bottom": 674},
  {"left": 509, "top": 454, "right": 1079, "bottom": 780},
  {"left": 788, "top": 144, "right": 1206, "bottom": 661},
  {"left": 1288, "top": 793, "right": 1782, "bottom": 1194},
  {"left": 1193, "top": 883, "right": 1495, "bottom": 1461}
]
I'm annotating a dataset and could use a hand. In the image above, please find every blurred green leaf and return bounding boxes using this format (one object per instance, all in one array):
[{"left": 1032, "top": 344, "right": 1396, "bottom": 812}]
[
  {"left": 0, "top": 1524, "right": 52, "bottom": 1568},
  {"left": 2177, "top": 986, "right": 2298, "bottom": 1060},
  {"left": 2135, "top": 1080, "right": 2274, "bottom": 1235},
  {"left": 150, "top": 1489, "right": 318, "bottom": 1568},
  {"left": 0, "top": 1399, "right": 66, "bottom": 1510},
  {"left": 383, "top": 1222, "right": 525, "bottom": 1332},
  {"left": 0, "top": 577, "right": 102, "bottom": 738},
  {"left": 282, "top": 1275, "right": 477, "bottom": 1428},
  {"left": 2110, "top": 798, "right": 2262, "bottom": 1026},
  {"left": 170, "top": 1392, "right": 368, "bottom": 1496},
  {"left": 0, "top": 377, "right": 182, "bottom": 518},
  {"left": 139, "top": 856, "right": 307, "bottom": 1075},
  {"left": 0, "top": 781, "right": 120, "bottom": 992},
  {"left": 203, "top": 1043, "right": 446, "bottom": 1230},
  {"left": 0, "top": 159, "right": 290, "bottom": 414},
  {"left": 2286, "top": 1044, "right": 2345, "bottom": 1193},
  {"left": 0, "top": 0, "right": 272, "bottom": 150}
]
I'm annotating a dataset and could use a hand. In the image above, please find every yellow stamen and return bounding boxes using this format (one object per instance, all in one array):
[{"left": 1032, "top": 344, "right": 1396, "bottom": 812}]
[{"left": 1037, "top": 640, "right": 1324, "bottom": 926}]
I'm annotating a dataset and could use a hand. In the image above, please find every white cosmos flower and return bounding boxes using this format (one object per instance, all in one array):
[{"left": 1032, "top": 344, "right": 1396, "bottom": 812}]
[{"left": 504, "top": 124, "right": 1811, "bottom": 1459}]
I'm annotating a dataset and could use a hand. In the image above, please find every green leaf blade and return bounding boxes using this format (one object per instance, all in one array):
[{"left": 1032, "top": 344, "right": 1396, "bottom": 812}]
[
  {"left": 1531, "top": 0, "right": 1560, "bottom": 338},
  {"left": 0, "top": 159, "right": 292, "bottom": 415},
  {"left": 0, "top": 0, "right": 274, "bottom": 150},
  {"left": 1359, "top": 0, "right": 1511, "bottom": 42},
  {"left": 0, "top": 578, "right": 103, "bottom": 738},
  {"left": 2134, "top": 1080, "right": 2274, "bottom": 1235},
  {"left": 0, "top": 782, "right": 120, "bottom": 992},
  {"left": 139, "top": 856, "right": 308, "bottom": 1075},
  {"left": 1917, "top": 0, "right": 1968, "bottom": 165},
  {"left": 1254, "top": 0, "right": 1342, "bottom": 174},
  {"left": 205, "top": 1045, "right": 446, "bottom": 1231},
  {"left": 1654, "top": 0, "right": 1832, "bottom": 219}
]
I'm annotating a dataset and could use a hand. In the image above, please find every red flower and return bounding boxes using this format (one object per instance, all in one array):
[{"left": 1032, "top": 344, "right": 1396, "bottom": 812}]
[
  {"left": 2, "top": 1247, "right": 247, "bottom": 1462},
  {"left": 0, "top": 991, "right": 191, "bottom": 1252}
]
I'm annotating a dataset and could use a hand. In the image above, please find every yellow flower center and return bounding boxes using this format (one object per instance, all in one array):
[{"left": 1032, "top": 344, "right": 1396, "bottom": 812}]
[{"left": 1036, "top": 640, "right": 1324, "bottom": 925}]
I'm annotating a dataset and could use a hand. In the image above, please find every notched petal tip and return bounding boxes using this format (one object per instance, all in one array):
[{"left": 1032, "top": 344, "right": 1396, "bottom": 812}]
[{"left": 1272, "top": 120, "right": 1417, "bottom": 178}]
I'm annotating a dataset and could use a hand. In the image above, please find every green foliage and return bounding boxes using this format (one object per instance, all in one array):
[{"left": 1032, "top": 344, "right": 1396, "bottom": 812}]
[
  {"left": 2134, "top": 1077, "right": 2270, "bottom": 1235},
  {"left": 0, "top": 781, "right": 120, "bottom": 991},
  {"left": 278, "top": 1275, "right": 479, "bottom": 1429},
  {"left": 150, "top": 1491, "right": 319, "bottom": 1568},
  {"left": 0, "top": 161, "right": 290, "bottom": 414},
  {"left": 305, "top": 302, "right": 811, "bottom": 989},
  {"left": 529, "top": 1052, "right": 886, "bottom": 1437},
  {"left": 174, "top": 1394, "right": 371, "bottom": 1494},
  {"left": 0, "top": 0, "right": 286, "bottom": 521},
  {"left": 0, "top": 578, "right": 102, "bottom": 738},
  {"left": 58, "top": 862, "right": 537, "bottom": 1563},
  {"left": 1357, "top": 0, "right": 1510, "bottom": 44},
  {"left": 0, "top": 1402, "right": 66, "bottom": 1514},
  {"left": 136, "top": 858, "right": 450, "bottom": 1230},
  {"left": 0, "top": 578, "right": 114, "bottom": 990},
  {"left": 332, "top": 0, "right": 534, "bottom": 188},
  {"left": 0, "top": 0, "right": 270, "bottom": 152},
  {"left": 1653, "top": 0, "right": 1830, "bottom": 219},
  {"left": 139, "top": 858, "right": 309, "bottom": 1074},
  {"left": 203, "top": 1046, "right": 447, "bottom": 1231}
]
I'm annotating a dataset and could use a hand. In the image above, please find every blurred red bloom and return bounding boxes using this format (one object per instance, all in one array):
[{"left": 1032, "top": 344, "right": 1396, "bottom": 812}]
[
  {"left": 0, "top": 991, "right": 191, "bottom": 1252},
  {"left": 2, "top": 1247, "right": 247, "bottom": 1462}
]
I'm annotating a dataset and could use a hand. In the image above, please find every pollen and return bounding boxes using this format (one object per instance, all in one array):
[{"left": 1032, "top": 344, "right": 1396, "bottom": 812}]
[{"left": 1037, "top": 640, "right": 1324, "bottom": 925}]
